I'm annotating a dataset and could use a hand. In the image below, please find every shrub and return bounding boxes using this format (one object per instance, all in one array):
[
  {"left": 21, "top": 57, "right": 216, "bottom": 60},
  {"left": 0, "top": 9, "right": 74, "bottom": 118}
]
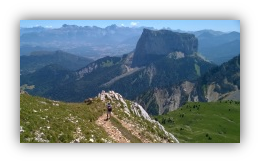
[
  {"left": 161, "top": 118, "right": 166, "bottom": 124},
  {"left": 167, "top": 117, "right": 173, "bottom": 123}
]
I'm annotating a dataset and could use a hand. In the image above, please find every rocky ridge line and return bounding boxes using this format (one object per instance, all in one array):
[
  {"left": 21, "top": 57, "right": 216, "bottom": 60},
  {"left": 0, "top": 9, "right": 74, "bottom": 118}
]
[{"left": 97, "top": 90, "right": 179, "bottom": 143}]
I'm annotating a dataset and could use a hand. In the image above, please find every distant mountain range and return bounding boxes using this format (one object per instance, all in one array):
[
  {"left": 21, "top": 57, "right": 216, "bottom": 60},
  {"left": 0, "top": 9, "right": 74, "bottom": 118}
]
[
  {"left": 195, "top": 31, "right": 240, "bottom": 64},
  {"left": 20, "top": 24, "right": 145, "bottom": 59},
  {"left": 20, "top": 25, "right": 240, "bottom": 64},
  {"left": 20, "top": 28, "right": 240, "bottom": 115}
]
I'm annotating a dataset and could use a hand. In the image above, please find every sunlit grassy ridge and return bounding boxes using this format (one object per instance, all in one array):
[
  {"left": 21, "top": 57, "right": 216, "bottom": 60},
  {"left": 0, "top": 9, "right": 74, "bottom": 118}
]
[
  {"left": 154, "top": 101, "right": 240, "bottom": 143},
  {"left": 20, "top": 94, "right": 113, "bottom": 143}
]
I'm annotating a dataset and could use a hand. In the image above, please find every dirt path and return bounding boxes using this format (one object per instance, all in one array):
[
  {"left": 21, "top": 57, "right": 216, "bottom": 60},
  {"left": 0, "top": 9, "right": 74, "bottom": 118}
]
[
  {"left": 112, "top": 115, "right": 152, "bottom": 143},
  {"left": 95, "top": 114, "right": 130, "bottom": 143}
]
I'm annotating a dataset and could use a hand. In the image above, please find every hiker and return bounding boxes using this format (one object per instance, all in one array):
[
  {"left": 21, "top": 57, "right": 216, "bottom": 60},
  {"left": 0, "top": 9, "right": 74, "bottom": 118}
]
[{"left": 106, "top": 102, "right": 112, "bottom": 120}]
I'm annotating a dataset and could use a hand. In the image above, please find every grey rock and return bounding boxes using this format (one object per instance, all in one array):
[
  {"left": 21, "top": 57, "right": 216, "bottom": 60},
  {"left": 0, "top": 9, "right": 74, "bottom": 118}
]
[{"left": 132, "top": 29, "right": 198, "bottom": 67}]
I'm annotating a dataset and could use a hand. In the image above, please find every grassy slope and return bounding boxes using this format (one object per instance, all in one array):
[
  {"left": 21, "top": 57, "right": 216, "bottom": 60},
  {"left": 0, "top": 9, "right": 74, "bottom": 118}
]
[
  {"left": 20, "top": 94, "right": 172, "bottom": 143},
  {"left": 20, "top": 94, "right": 113, "bottom": 143},
  {"left": 155, "top": 101, "right": 240, "bottom": 143}
]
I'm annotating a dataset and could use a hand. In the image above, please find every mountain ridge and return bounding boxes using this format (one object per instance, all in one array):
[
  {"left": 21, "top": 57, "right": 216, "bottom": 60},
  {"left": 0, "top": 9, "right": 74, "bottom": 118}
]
[
  {"left": 20, "top": 50, "right": 93, "bottom": 75},
  {"left": 136, "top": 55, "right": 240, "bottom": 115}
]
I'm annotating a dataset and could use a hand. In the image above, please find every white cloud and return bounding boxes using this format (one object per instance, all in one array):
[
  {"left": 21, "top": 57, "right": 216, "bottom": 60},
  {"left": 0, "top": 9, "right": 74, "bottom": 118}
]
[
  {"left": 45, "top": 26, "right": 53, "bottom": 28},
  {"left": 120, "top": 24, "right": 125, "bottom": 27},
  {"left": 130, "top": 22, "right": 138, "bottom": 27}
]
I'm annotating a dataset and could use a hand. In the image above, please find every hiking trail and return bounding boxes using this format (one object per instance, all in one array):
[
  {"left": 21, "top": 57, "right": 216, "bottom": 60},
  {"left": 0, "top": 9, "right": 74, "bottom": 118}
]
[
  {"left": 95, "top": 90, "right": 179, "bottom": 143},
  {"left": 95, "top": 113, "right": 130, "bottom": 143}
]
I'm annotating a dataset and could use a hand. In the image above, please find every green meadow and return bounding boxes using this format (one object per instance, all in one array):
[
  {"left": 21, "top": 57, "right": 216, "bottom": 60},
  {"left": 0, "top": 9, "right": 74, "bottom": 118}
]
[{"left": 154, "top": 101, "right": 240, "bottom": 143}]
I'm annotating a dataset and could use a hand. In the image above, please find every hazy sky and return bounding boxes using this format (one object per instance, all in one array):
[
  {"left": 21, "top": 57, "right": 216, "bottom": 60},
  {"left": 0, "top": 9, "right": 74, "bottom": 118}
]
[{"left": 20, "top": 20, "right": 240, "bottom": 32}]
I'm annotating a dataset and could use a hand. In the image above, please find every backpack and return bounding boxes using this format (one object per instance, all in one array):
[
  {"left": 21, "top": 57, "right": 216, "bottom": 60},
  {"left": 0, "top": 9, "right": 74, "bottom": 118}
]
[{"left": 107, "top": 105, "right": 112, "bottom": 111}]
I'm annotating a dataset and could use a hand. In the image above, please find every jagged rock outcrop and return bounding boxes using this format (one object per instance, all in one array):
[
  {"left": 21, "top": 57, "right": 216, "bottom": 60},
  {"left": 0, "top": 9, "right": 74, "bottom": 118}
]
[
  {"left": 98, "top": 90, "right": 179, "bottom": 143},
  {"left": 132, "top": 29, "right": 198, "bottom": 67}
]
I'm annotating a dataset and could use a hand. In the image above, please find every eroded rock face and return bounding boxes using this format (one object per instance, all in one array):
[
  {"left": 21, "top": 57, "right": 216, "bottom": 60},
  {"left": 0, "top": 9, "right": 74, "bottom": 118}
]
[
  {"left": 153, "top": 81, "right": 196, "bottom": 114},
  {"left": 77, "top": 63, "right": 98, "bottom": 79},
  {"left": 132, "top": 29, "right": 198, "bottom": 67}
]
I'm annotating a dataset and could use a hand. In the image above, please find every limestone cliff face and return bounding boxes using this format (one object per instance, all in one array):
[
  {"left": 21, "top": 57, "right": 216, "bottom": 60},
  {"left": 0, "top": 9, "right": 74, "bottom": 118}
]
[
  {"left": 132, "top": 29, "right": 198, "bottom": 67},
  {"left": 151, "top": 81, "right": 196, "bottom": 114}
]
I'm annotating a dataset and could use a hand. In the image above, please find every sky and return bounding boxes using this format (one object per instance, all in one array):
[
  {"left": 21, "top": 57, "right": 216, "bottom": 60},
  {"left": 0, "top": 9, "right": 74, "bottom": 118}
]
[{"left": 20, "top": 20, "right": 240, "bottom": 32}]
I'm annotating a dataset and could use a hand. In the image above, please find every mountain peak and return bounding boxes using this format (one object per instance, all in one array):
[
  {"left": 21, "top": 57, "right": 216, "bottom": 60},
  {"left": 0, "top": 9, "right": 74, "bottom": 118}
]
[
  {"left": 62, "top": 24, "right": 79, "bottom": 28},
  {"left": 105, "top": 24, "right": 119, "bottom": 29},
  {"left": 132, "top": 29, "right": 198, "bottom": 67}
]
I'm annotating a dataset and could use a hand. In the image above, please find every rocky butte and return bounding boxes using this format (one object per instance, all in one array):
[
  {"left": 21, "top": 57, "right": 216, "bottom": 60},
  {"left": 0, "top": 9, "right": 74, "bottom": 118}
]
[{"left": 132, "top": 28, "right": 198, "bottom": 67}]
